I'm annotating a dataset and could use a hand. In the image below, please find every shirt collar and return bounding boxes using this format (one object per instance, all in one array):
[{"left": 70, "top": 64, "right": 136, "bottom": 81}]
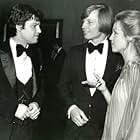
[{"left": 88, "top": 37, "right": 108, "bottom": 46}]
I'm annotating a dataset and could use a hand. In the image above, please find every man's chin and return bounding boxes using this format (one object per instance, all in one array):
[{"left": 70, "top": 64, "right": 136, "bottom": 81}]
[
  {"left": 112, "top": 48, "right": 118, "bottom": 53},
  {"left": 30, "top": 40, "right": 38, "bottom": 44},
  {"left": 83, "top": 35, "right": 91, "bottom": 40}
]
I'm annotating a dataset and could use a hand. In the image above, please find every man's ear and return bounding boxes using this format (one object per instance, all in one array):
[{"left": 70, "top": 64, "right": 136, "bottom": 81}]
[{"left": 16, "top": 25, "right": 23, "bottom": 32}]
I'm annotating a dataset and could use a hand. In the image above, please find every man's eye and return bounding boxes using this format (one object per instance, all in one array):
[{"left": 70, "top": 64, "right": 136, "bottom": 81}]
[
  {"left": 113, "top": 31, "right": 117, "bottom": 35},
  {"left": 32, "top": 25, "right": 36, "bottom": 28},
  {"left": 88, "top": 21, "right": 94, "bottom": 24}
]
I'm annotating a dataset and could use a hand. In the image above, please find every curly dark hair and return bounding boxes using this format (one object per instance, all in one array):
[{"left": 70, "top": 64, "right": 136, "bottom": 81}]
[{"left": 8, "top": 3, "right": 42, "bottom": 37}]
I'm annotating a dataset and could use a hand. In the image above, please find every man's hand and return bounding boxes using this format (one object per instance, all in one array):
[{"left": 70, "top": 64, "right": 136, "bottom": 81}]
[
  {"left": 27, "top": 102, "right": 40, "bottom": 120},
  {"left": 15, "top": 104, "right": 28, "bottom": 121},
  {"left": 70, "top": 106, "right": 88, "bottom": 127}
]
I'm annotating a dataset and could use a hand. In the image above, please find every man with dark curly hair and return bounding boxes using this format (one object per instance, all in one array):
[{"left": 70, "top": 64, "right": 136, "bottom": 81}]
[{"left": 0, "top": 3, "right": 43, "bottom": 140}]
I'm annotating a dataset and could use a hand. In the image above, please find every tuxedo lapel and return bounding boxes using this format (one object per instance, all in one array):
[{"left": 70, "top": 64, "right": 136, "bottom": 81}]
[
  {"left": 81, "top": 45, "right": 87, "bottom": 80},
  {"left": 32, "top": 67, "right": 37, "bottom": 97},
  {"left": 102, "top": 41, "right": 122, "bottom": 82},
  {"left": 81, "top": 43, "right": 90, "bottom": 94},
  {"left": 28, "top": 48, "right": 41, "bottom": 98},
  {"left": 0, "top": 46, "right": 16, "bottom": 88},
  {"left": 102, "top": 46, "right": 111, "bottom": 81}
]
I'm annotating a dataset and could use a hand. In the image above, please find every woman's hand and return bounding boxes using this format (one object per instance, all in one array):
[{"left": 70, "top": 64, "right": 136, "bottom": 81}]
[
  {"left": 81, "top": 73, "right": 111, "bottom": 104},
  {"left": 93, "top": 72, "right": 107, "bottom": 92},
  {"left": 81, "top": 73, "right": 107, "bottom": 92}
]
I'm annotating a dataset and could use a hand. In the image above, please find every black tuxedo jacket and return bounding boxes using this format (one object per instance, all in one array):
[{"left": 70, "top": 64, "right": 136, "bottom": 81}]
[
  {"left": 0, "top": 41, "right": 44, "bottom": 140},
  {"left": 59, "top": 41, "right": 124, "bottom": 139}
]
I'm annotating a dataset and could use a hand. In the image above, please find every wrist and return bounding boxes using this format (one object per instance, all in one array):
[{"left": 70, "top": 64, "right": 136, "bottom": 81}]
[{"left": 29, "top": 102, "right": 39, "bottom": 109}]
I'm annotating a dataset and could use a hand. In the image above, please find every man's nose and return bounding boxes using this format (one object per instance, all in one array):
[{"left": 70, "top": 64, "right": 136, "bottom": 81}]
[
  {"left": 37, "top": 26, "right": 42, "bottom": 33},
  {"left": 81, "top": 21, "right": 88, "bottom": 29}
]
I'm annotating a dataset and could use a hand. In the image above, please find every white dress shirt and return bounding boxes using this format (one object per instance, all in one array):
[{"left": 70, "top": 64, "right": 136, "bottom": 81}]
[
  {"left": 86, "top": 39, "right": 108, "bottom": 96},
  {"left": 10, "top": 38, "right": 32, "bottom": 85},
  {"left": 68, "top": 39, "right": 109, "bottom": 118}
]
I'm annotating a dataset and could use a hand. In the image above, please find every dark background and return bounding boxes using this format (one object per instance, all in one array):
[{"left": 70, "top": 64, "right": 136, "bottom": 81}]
[{"left": 0, "top": 0, "right": 140, "bottom": 51}]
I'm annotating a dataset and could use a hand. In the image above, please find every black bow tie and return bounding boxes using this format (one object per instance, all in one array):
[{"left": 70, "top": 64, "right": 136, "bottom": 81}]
[
  {"left": 88, "top": 43, "right": 103, "bottom": 54},
  {"left": 16, "top": 44, "right": 30, "bottom": 57}
]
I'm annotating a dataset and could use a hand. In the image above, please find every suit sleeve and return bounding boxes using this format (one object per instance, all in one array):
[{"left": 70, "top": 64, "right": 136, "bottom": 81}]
[
  {"left": 0, "top": 65, "right": 18, "bottom": 122},
  {"left": 58, "top": 49, "right": 76, "bottom": 113}
]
